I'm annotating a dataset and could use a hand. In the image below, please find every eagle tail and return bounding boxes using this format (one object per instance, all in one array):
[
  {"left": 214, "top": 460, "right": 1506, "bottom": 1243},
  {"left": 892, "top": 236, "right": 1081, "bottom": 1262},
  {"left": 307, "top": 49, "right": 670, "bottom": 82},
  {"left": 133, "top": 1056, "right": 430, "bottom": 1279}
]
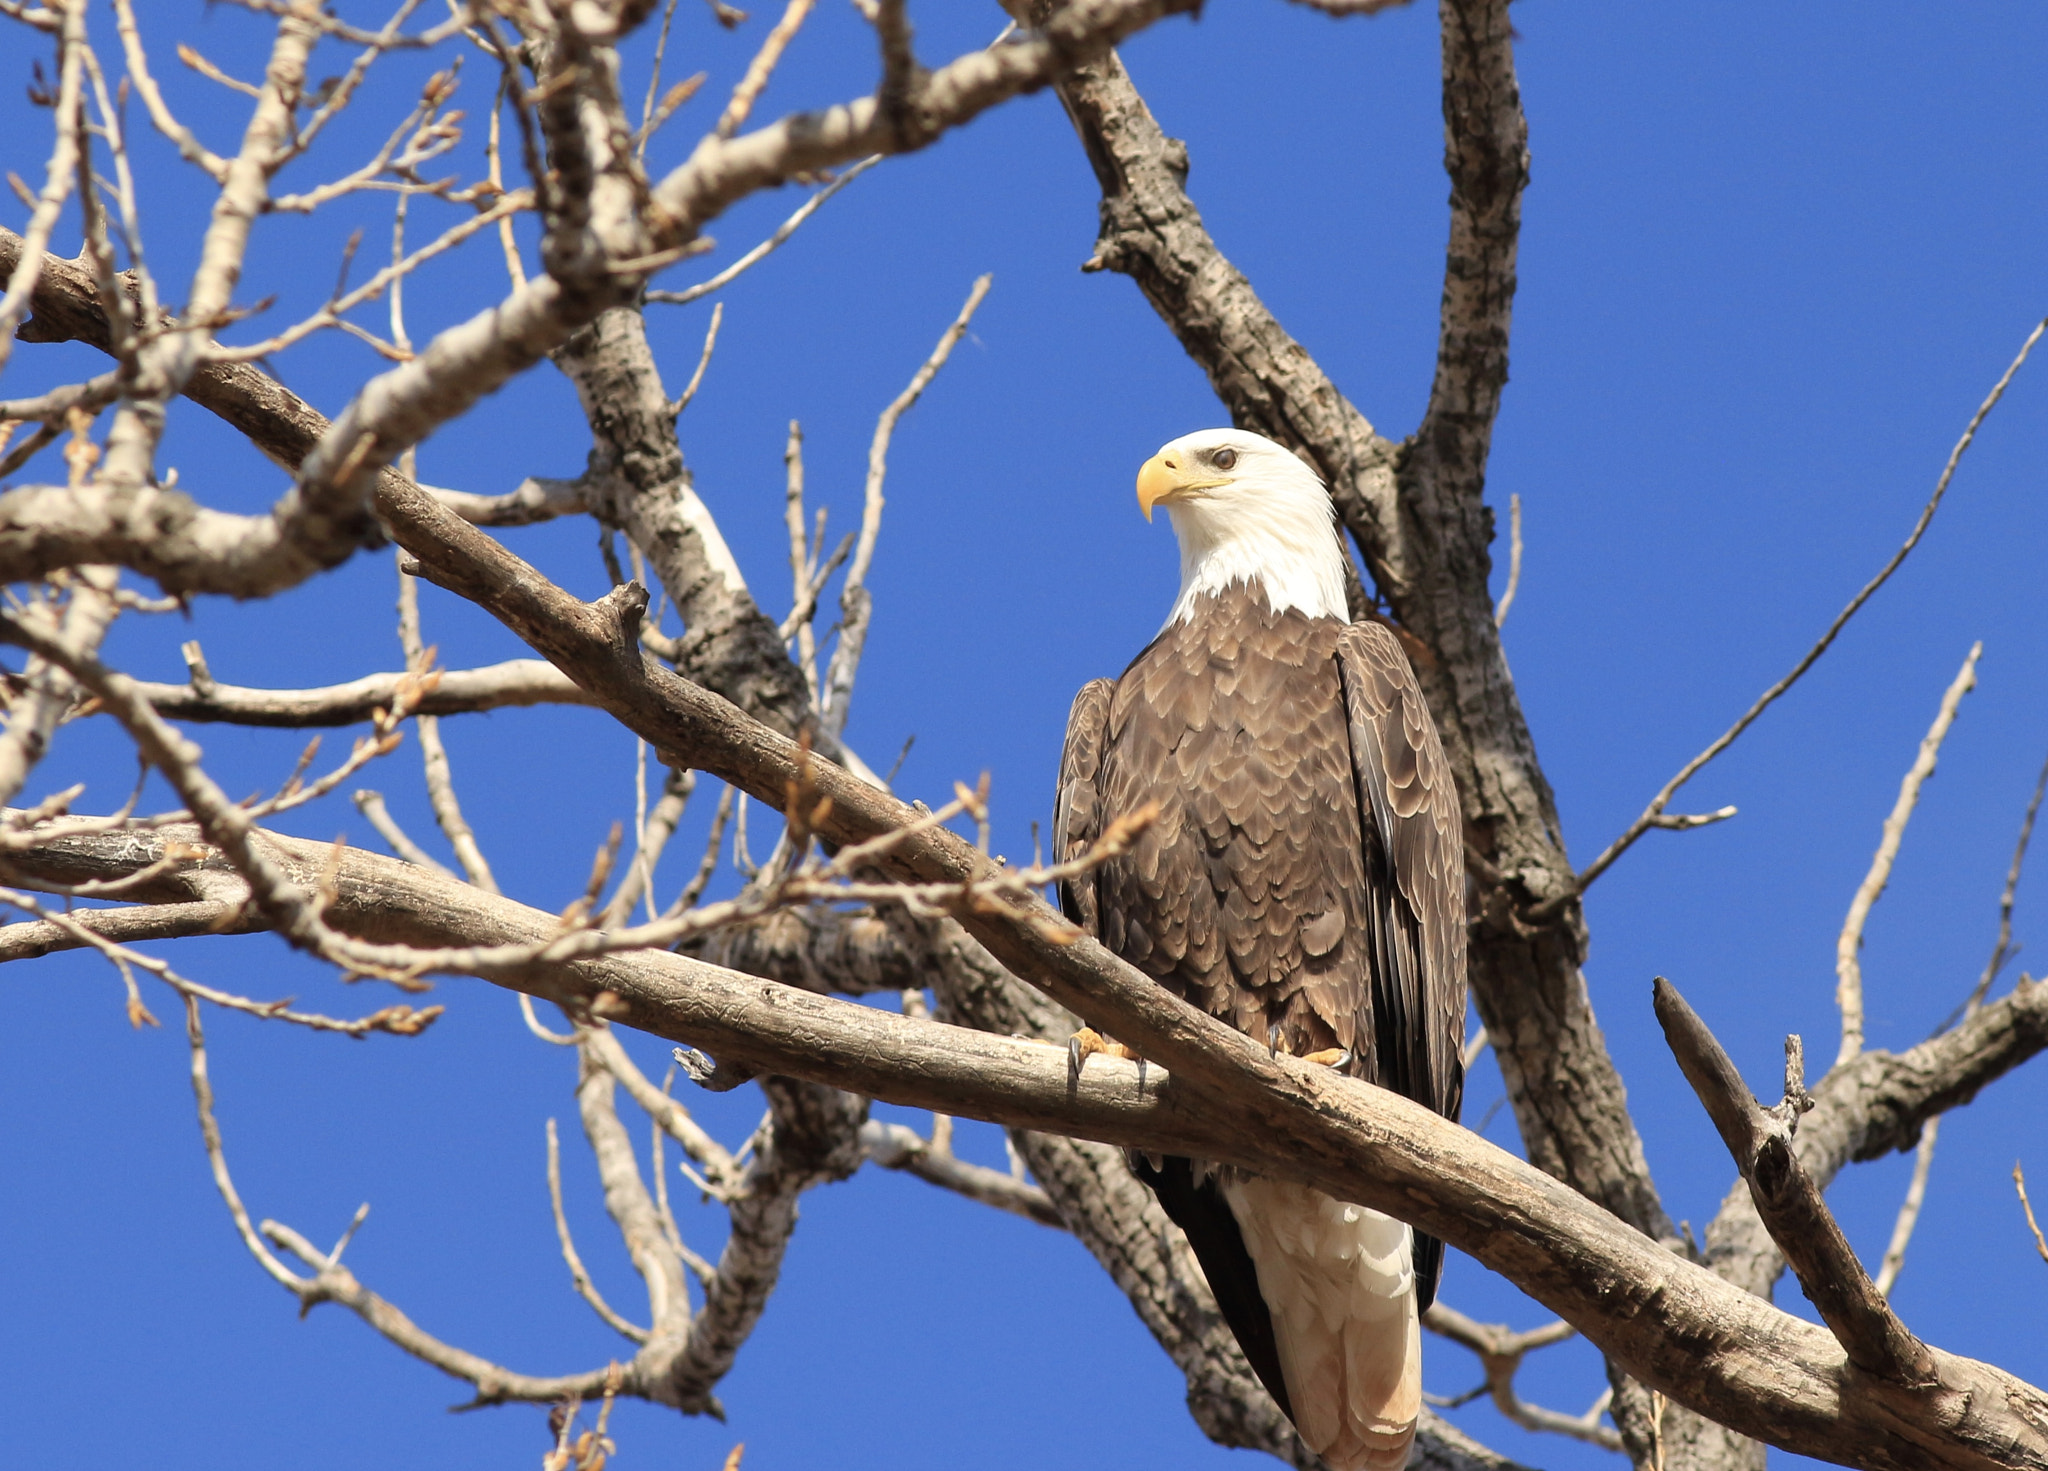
[{"left": 1220, "top": 1175, "right": 1420, "bottom": 1471}]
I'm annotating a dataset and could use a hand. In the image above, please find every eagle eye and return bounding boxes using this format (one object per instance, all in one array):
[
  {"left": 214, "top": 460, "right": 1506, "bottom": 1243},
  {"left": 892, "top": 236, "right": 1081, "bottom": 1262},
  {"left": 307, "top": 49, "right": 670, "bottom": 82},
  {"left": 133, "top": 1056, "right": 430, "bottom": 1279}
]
[{"left": 1210, "top": 447, "right": 1238, "bottom": 471}]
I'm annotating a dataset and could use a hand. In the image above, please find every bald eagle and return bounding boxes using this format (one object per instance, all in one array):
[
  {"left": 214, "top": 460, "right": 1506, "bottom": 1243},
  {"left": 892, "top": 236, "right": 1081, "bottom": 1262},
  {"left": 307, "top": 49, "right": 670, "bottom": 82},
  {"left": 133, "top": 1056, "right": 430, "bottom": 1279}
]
[{"left": 1054, "top": 429, "right": 1467, "bottom": 1471}]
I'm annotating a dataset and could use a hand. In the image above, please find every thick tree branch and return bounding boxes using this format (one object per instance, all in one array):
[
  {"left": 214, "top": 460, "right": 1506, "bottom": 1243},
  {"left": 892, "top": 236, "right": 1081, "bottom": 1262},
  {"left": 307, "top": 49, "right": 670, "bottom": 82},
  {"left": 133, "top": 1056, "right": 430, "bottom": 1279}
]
[
  {"left": 7, "top": 818, "right": 2046, "bottom": 1468},
  {"left": 1702, "top": 969, "right": 2048, "bottom": 1303},
  {"left": 551, "top": 306, "right": 817, "bottom": 741},
  {"left": 1656, "top": 980, "right": 1936, "bottom": 1387},
  {"left": 682, "top": 906, "right": 920, "bottom": 995}
]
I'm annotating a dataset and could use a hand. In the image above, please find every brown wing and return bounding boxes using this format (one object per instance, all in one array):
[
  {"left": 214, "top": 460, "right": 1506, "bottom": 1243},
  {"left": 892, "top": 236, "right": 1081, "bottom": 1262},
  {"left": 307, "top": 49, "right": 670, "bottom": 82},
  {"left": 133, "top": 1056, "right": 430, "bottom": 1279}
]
[
  {"left": 1053, "top": 678, "right": 1114, "bottom": 934},
  {"left": 1333, "top": 621, "right": 1467, "bottom": 1132},
  {"left": 1058, "top": 667, "right": 1300, "bottom": 1415},
  {"left": 1334, "top": 621, "right": 1467, "bottom": 1310}
]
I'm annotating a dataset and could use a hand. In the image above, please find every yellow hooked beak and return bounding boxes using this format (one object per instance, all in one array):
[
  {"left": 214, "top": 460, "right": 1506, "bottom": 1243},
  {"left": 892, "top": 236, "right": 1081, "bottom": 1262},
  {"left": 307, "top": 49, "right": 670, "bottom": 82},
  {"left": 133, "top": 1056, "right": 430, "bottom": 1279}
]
[{"left": 1136, "top": 451, "right": 1229, "bottom": 522}]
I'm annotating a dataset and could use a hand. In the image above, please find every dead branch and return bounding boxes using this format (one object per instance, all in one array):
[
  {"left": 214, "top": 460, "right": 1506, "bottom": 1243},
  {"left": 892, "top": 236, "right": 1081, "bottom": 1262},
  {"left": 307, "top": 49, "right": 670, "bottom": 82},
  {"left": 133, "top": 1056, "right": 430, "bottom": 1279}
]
[
  {"left": 1954, "top": 745, "right": 2048, "bottom": 1024},
  {"left": 714, "top": 0, "right": 813, "bottom": 140},
  {"left": 1654, "top": 978, "right": 1934, "bottom": 1386},
  {"left": 645, "top": 156, "right": 880, "bottom": 308},
  {"left": 1836, "top": 643, "right": 1981, "bottom": 1066},
  {"left": 549, "top": 305, "right": 820, "bottom": 745},
  {"left": 601, "top": 764, "right": 693, "bottom": 929},
  {"left": 111, "top": 0, "right": 227, "bottom": 181},
  {"left": 430, "top": 476, "right": 591, "bottom": 526},
  {"left": 2019, "top": 1165, "right": 2048, "bottom": 1266},
  {"left": 860, "top": 1118, "right": 1063, "bottom": 1228},
  {"left": 1422, "top": 1301, "right": 1619, "bottom": 1450},
  {"left": 669, "top": 300, "right": 723, "bottom": 416},
  {"left": 10, "top": 809, "right": 2048, "bottom": 1465},
  {"left": 682, "top": 905, "right": 917, "bottom": 996},
  {"left": 351, "top": 789, "right": 457, "bottom": 876},
  {"left": 818, "top": 274, "right": 992, "bottom": 737},
  {"left": 574, "top": 1047, "right": 691, "bottom": 1343},
  {"left": 546, "top": 1113, "right": 653, "bottom": 1344},
  {"left": 1569, "top": 321, "right": 2045, "bottom": 912},
  {"left": 582, "top": 1025, "right": 739, "bottom": 1194},
  {"left": 396, "top": 555, "right": 497, "bottom": 892},
  {"left": 129, "top": 658, "right": 590, "bottom": 726},
  {"left": 0, "top": 0, "right": 85, "bottom": 375},
  {"left": 1491, "top": 493, "right": 1521, "bottom": 629},
  {"left": 1873, "top": 1116, "right": 1939, "bottom": 1299}
]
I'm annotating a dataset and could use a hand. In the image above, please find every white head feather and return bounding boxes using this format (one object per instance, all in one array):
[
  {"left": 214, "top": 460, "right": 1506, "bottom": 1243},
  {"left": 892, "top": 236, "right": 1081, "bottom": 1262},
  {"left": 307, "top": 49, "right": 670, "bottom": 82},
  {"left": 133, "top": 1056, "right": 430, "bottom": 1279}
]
[{"left": 1137, "top": 428, "right": 1350, "bottom": 629}]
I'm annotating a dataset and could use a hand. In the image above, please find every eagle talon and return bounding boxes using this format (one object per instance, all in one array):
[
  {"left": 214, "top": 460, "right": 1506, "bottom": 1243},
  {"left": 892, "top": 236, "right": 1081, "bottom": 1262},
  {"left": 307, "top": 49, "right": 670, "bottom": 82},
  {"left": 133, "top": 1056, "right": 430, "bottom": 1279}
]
[
  {"left": 1303, "top": 1047, "right": 1352, "bottom": 1070},
  {"left": 1068, "top": 1026, "right": 1142, "bottom": 1086}
]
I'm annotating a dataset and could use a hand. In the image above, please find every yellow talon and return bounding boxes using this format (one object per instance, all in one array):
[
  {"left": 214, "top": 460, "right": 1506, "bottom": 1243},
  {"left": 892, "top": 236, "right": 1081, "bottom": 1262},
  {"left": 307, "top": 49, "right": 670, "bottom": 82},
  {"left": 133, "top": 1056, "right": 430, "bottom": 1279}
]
[{"left": 1068, "top": 1026, "right": 1144, "bottom": 1082}]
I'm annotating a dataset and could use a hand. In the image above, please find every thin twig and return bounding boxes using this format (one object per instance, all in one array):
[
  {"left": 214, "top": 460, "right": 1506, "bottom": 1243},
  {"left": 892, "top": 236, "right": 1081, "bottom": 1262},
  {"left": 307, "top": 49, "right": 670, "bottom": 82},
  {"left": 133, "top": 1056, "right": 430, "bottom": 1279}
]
[
  {"left": 639, "top": 0, "right": 686, "bottom": 157},
  {"left": 714, "top": 0, "right": 814, "bottom": 140},
  {"left": 546, "top": 1118, "right": 652, "bottom": 1343},
  {"left": 669, "top": 300, "right": 723, "bottom": 416},
  {"left": 2019, "top": 1163, "right": 2048, "bottom": 1265},
  {"left": 820, "top": 275, "right": 991, "bottom": 736},
  {"left": 667, "top": 784, "right": 734, "bottom": 917},
  {"left": 351, "top": 789, "right": 457, "bottom": 876},
  {"left": 602, "top": 764, "right": 693, "bottom": 929},
  {"left": 1836, "top": 643, "right": 1981, "bottom": 1067},
  {"left": 521, "top": 993, "right": 581, "bottom": 1046},
  {"left": 1949, "top": 745, "right": 2048, "bottom": 1027},
  {"left": 112, "top": 0, "right": 227, "bottom": 179},
  {"left": 488, "top": 72, "right": 527, "bottom": 288},
  {"left": 646, "top": 156, "right": 878, "bottom": 307},
  {"left": 1492, "top": 492, "right": 1521, "bottom": 628},
  {"left": 183, "top": 995, "right": 308, "bottom": 1292},
  {"left": 1874, "top": 1115, "right": 1939, "bottom": 1297},
  {"left": 1562, "top": 317, "right": 2048, "bottom": 914},
  {"left": 0, "top": 0, "right": 87, "bottom": 375},
  {"left": 1421, "top": 1301, "right": 1618, "bottom": 1449},
  {"left": 395, "top": 550, "right": 499, "bottom": 892},
  {"left": 1462, "top": 1025, "right": 1490, "bottom": 1071}
]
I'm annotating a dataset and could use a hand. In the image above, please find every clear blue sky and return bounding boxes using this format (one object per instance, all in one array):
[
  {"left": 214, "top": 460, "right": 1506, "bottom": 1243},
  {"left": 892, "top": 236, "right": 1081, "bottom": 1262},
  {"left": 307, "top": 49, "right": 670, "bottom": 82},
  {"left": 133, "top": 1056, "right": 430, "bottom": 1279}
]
[{"left": 3, "top": 3, "right": 2046, "bottom": 1469}]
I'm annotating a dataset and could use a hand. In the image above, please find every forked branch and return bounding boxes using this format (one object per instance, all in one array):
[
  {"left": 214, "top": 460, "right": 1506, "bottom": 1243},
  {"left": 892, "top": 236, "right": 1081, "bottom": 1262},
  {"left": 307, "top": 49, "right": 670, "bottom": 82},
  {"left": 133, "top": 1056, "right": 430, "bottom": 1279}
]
[{"left": 1653, "top": 978, "right": 1935, "bottom": 1387}]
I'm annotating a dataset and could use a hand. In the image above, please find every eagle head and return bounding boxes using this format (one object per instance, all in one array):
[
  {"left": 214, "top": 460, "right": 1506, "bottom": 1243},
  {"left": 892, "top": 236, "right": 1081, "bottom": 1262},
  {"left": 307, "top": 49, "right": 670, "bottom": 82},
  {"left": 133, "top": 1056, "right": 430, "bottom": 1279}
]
[{"left": 1136, "top": 428, "right": 1349, "bottom": 626}]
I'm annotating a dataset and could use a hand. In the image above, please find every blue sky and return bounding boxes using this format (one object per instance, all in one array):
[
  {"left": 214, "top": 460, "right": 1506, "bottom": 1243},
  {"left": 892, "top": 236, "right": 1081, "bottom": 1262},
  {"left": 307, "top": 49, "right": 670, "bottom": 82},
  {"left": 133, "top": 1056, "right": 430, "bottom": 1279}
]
[{"left": 2, "top": 3, "right": 2046, "bottom": 1469}]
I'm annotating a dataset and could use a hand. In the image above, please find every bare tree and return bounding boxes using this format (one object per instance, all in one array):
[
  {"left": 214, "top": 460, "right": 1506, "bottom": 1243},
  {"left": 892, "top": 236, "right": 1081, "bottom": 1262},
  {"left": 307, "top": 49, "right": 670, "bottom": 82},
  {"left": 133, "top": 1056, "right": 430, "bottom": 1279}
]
[{"left": 1, "top": 3, "right": 2044, "bottom": 1470}]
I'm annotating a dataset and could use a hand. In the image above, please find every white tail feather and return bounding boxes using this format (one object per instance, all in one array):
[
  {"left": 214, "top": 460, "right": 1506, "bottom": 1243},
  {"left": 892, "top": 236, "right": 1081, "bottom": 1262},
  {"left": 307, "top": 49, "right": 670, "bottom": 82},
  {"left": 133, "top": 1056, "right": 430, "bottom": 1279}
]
[{"left": 1221, "top": 1176, "right": 1420, "bottom": 1471}]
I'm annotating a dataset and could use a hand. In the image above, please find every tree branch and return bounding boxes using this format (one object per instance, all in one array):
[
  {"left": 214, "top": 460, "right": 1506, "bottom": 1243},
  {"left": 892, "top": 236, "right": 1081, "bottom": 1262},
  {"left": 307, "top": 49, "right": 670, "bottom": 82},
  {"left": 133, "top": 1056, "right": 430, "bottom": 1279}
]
[
  {"left": 549, "top": 305, "right": 818, "bottom": 741},
  {"left": 0, "top": 0, "right": 1197, "bottom": 597},
  {"left": 127, "top": 659, "right": 593, "bottom": 726},
  {"left": 1654, "top": 978, "right": 1936, "bottom": 1387},
  {"left": 1569, "top": 319, "right": 2047, "bottom": 910},
  {"left": 1836, "top": 644, "right": 1980, "bottom": 1067},
  {"left": 10, "top": 817, "right": 2048, "bottom": 1466},
  {"left": 859, "top": 1118, "right": 1064, "bottom": 1228}
]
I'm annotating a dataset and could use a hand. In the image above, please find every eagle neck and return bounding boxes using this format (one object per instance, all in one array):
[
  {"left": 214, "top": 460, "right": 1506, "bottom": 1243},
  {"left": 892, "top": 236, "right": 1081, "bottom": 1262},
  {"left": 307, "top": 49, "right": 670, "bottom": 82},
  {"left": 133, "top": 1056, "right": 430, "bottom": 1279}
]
[{"left": 1163, "top": 507, "right": 1350, "bottom": 631}]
